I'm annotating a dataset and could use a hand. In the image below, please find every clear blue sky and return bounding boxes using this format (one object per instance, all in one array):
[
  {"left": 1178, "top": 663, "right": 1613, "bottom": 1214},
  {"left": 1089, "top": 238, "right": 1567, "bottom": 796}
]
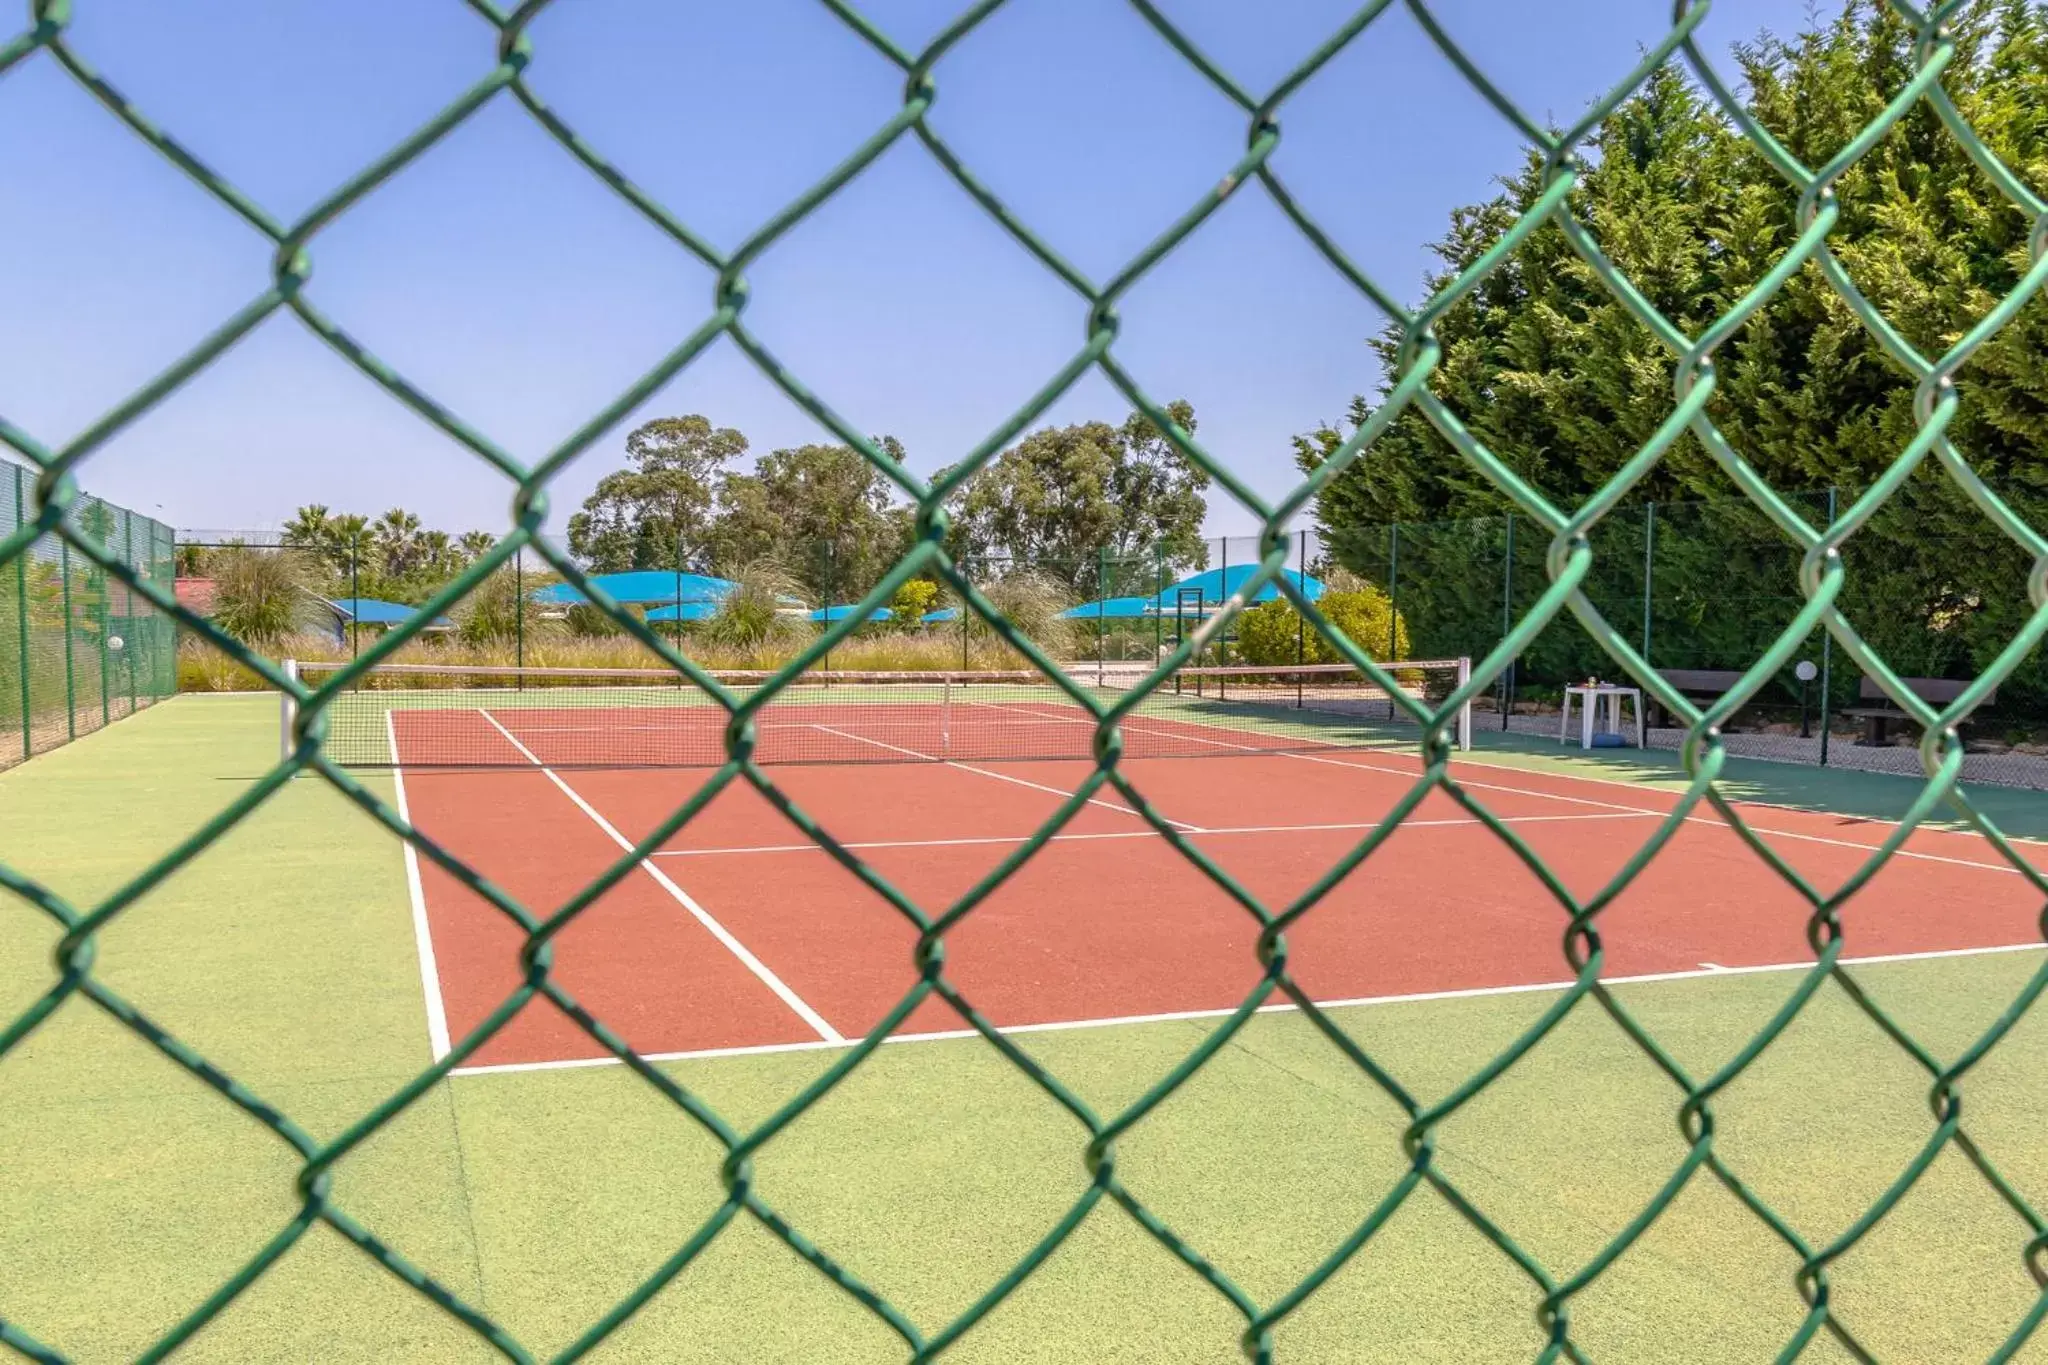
[{"left": 1, "top": 0, "right": 1802, "bottom": 544}]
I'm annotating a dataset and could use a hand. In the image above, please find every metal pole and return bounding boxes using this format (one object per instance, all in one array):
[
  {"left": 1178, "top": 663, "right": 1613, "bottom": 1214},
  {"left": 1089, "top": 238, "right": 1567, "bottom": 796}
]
[
  {"left": 124, "top": 514, "right": 137, "bottom": 716},
  {"left": 60, "top": 537, "right": 75, "bottom": 742},
  {"left": 94, "top": 530, "right": 110, "bottom": 730},
  {"left": 1501, "top": 513, "right": 1515, "bottom": 730},
  {"left": 1154, "top": 542, "right": 1165, "bottom": 667},
  {"left": 514, "top": 546, "right": 524, "bottom": 685},
  {"left": 1641, "top": 501, "right": 1655, "bottom": 661},
  {"left": 1819, "top": 486, "right": 1836, "bottom": 767},
  {"left": 1218, "top": 536, "right": 1229, "bottom": 699},
  {"left": 1096, "top": 543, "right": 1106, "bottom": 676},
  {"left": 1296, "top": 528, "right": 1306, "bottom": 707},
  {"left": 13, "top": 464, "right": 30, "bottom": 762},
  {"left": 350, "top": 538, "right": 360, "bottom": 659},
  {"left": 1386, "top": 522, "right": 1399, "bottom": 661}
]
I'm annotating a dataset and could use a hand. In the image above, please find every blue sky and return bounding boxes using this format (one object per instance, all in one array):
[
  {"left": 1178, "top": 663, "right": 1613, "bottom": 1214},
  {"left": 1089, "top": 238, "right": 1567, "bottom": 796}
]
[{"left": 1, "top": 0, "right": 1804, "bottom": 545}]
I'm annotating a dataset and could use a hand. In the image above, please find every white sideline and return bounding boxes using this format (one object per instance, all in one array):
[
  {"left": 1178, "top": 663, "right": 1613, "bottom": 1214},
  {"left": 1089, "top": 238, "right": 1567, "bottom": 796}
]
[
  {"left": 447, "top": 939, "right": 2048, "bottom": 1078},
  {"left": 477, "top": 709, "right": 842, "bottom": 1045},
  {"left": 973, "top": 699, "right": 2038, "bottom": 878},
  {"left": 388, "top": 709, "right": 453, "bottom": 1064}
]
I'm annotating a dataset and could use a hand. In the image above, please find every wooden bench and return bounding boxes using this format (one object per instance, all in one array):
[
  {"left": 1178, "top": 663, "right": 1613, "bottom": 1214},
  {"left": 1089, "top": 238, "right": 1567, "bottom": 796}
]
[
  {"left": 1841, "top": 676, "right": 1994, "bottom": 746},
  {"left": 1646, "top": 668, "right": 1747, "bottom": 730}
]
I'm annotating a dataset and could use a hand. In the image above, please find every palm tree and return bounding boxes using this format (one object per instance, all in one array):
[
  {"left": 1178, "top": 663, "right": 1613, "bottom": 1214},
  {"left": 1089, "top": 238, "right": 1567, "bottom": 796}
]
[
  {"left": 374, "top": 508, "right": 422, "bottom": 577},
  {"left": 417, "top": 529, "right": 454, "bottom": 576},
  {"left": 281, "top": 505, "right": 332, "bottom": 550},
  {"left": 456, "top": 530, "right": 497, "bottom": 564},
  {"left": 327, "top": 513, "right": 372, "bottom": 582}
]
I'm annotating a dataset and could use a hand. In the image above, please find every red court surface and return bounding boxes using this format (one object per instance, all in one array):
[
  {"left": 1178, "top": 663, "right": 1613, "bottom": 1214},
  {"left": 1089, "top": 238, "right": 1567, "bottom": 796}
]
[{"left": 390, "top": 720, "right": 2047, "bottom": 1074}]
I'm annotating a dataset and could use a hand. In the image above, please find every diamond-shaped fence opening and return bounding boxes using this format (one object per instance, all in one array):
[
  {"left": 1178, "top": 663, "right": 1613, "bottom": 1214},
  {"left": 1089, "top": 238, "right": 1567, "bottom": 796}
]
[{"left": 4, "top": 1, "right": 2048, "bottom": 1361}]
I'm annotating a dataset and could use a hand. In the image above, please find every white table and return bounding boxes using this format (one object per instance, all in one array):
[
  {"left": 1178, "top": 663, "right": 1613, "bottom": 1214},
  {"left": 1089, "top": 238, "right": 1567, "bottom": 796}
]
[{"left": 1560, "top": 684, "right": 1645, "bottom": 749}]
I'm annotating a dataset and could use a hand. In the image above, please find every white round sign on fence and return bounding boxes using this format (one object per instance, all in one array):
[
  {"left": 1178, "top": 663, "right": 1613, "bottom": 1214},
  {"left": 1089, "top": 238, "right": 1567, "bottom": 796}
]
[{"left": 107, "top": 635, "right": 124, "bottom": 652}]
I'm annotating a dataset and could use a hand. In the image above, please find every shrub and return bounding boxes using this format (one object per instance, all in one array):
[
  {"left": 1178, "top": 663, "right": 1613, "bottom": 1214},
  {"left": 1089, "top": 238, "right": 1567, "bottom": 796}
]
[
  {"left": 890, "top": 579, "right": 939, "bottom": 629},
  {"left": 701, "top": 560, "right": 814, "bottom": 651},
  {"left": 209, "top": 548, "right": 322, "bottom": 649},
  {"left": 1235, "top": 585, "right": 1408, "bottom": 666}
]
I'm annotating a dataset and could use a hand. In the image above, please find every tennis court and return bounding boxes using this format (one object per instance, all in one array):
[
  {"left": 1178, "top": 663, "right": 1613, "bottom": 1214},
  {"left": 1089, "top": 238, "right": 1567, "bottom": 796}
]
[
  {"left": 346, "top": 666, "right": 2044, "bottom": 1077},
  {"left": 10, "top": 691, "right": 2048, "bottom": 1363}
]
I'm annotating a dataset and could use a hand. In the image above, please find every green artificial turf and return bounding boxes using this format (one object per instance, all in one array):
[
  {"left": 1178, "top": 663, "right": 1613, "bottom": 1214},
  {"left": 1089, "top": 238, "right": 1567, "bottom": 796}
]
[{"left": 2, "top": 694, "right": 2043, "bottom": 1362}]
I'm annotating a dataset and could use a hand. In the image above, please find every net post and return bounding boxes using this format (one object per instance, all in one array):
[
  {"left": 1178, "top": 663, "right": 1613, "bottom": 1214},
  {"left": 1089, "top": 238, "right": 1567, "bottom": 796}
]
[
  {"left": 280, "top": 658, "right": 299, "bottom": 763},
  {"left": 1456, "top": 655, "right": 1473, "bottom": 751}
]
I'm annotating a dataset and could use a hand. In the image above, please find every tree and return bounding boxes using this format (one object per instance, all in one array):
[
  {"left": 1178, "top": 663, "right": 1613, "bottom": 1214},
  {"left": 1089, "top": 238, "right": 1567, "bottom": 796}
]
[
  {"left": 1297, "top": 1, "right": 2048, "bottom": 708},
  {"left": 568, "top": 415, "right": 748, "bottom": 572},
  {"left": 282, "top": 505, "right": 332, "bottom": 551},
  {"left": 456, "top": 530, "right": 498, "bottom": 563},
  {"left": 373, "top": 508, "right": 423, "bottom": 578},
  {"left": 709, "top": 439, "right": 913, "bottom": 600},
  {"left": 945, "top": 401, "right": 1210, "bottom": 590}
]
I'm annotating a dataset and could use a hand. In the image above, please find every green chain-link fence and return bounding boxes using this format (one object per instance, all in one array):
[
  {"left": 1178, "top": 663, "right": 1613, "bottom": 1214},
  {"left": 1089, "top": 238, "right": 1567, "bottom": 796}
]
[
  {"left": 4, "top": 1, "right": 2048, "bottom": 1361},
  {"left": 0, "top": 457, "right": 177, "bottom": 770},
  {"left": 1328, "top": 483, "right": 2048, "bottom": 738}
]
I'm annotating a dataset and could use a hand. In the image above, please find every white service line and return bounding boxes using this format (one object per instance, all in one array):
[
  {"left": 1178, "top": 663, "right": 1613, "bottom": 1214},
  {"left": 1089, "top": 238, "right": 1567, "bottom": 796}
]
[
  {"left": 993, "top": 701, "right": 2034, "bottom": 881},
  {"left": 478, "top": 709, "right": 843, "bottom": 1044},
  {"left": 650, "top": 809, "right": 1655, "bottom": 859},
  {"left": 388, "top": 709, "right": 453, "bottom": 1063},
  {"left": 448, "top": 937, "right": 2048, "bottom": 1078},
  {"left": 806, "top": 722, "right": 1204, "bottom": 833}
]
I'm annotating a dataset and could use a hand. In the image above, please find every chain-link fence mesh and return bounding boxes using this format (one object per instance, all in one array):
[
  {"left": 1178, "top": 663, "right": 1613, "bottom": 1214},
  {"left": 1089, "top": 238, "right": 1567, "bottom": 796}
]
[
  {"left": 4, "top": 1, "right": 2048, "bottom": 1361},
  {"left": 1330, "top": 486, "right": 2048, "bottom": 724},
  {"left": 0, "top": 457, "right": 176, "bottom": 770}
]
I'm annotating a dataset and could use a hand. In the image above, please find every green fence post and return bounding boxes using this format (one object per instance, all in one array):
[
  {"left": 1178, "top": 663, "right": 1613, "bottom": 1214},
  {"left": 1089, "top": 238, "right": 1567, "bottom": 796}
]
[
  {"left": 1501, "top": 513, "right": 1515, "bottom": 729},
  {"left": 60, "top": 537, "right": 76, "bottom": 742},
  {"left": 1386, "top": 522, "right": 1399, "bottom": 661},
  {"left": 95, "top": 528, "right": 111, "bottom": 731},
  {"left": 13, "top": 464, "right": 29, "bottom": 761},
  {"left": 1296, "top": 528, "right": 1307, "bottom": 707},
  {"left": 514, "top": 546, "right": 524, "bottom": 686},
  {"left": 1641, "top": 501, "right": 1655, "bottom": 662},
  {"left": 123, "top": 514, "right": 137, "bottom": 716},
  {"left": 349, "top": 538, "right": 360, "bottom": 659},
  {"left": 1096, "top": 543, "right": 1106, "bottom": 674},
  {"left": 1819, "top": 487, "right": 1837, "bottom": 767},
  {"left": 1154, "top": 543, "right": 1164, "bottom": 665}
]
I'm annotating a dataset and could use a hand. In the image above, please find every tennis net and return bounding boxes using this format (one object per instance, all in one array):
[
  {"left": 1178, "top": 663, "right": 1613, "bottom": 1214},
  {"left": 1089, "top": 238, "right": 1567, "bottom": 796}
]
[{"left": 285, "top": 658, "right": 1473, "bottom": 769}]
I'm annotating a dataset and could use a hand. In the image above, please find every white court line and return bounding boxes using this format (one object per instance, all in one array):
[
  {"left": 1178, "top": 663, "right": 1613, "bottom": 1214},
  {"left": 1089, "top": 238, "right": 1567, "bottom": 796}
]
[
  {"left": 448, "top": 938, "right": 2047, "bottom": 1078},
  {"left": 806, "top": 722, "right": 1204, "bottom": 833},
  {"left": 649, "top": 810, "right": 1655, "bottom": 859},
  {"left": 980, "top": 700, "right": 2035, "bottom": 879},
  {"left": 478, "top": 709, "right": 843, "bottom": 1044},
  {"left": 387, "top": 709, "right": 453, "bottom": 1063}
]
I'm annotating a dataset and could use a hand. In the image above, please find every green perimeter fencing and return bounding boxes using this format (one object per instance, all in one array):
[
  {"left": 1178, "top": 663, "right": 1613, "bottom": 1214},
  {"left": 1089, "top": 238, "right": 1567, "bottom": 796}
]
[
  {"left": 0, "top": 459, "right": 177, "bottom": 769},
  {"left": 6, "top": 3, "right": 2048, "bottom": 1364},
  {"left": 1328, "top": 483, "right": 2048, "bottom": 737}
]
